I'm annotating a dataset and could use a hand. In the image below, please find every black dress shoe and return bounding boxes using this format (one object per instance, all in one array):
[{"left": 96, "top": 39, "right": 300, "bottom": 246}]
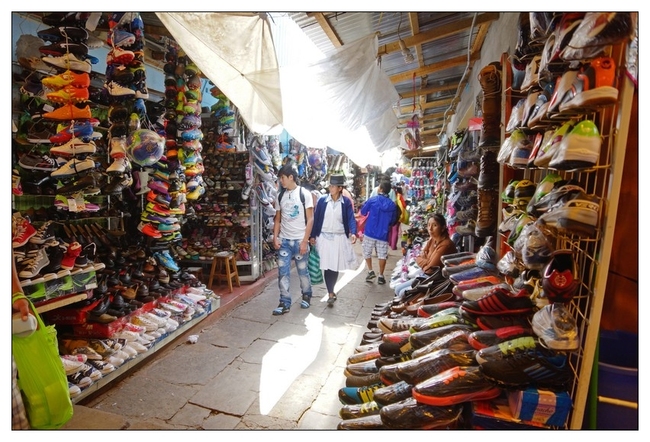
[{"left": 89, "top": 295, "right": 110, "bottom": 315}]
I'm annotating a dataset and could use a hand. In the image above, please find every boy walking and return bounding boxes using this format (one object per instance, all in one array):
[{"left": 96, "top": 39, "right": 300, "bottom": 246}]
[
  {"left": 271, "top": 163, "right": 314, "bottom": 315},
  {"left": 359, "top": 181, "right": 399, "bottom": 284}
]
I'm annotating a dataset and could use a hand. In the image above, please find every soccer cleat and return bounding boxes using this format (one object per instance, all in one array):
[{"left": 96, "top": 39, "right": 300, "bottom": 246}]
[
  {"left": 394, "top": 348, "right": 478, "bottom": 386},
  {"left": 372, "top": 380, "right": 414, "bottom": 406},
  {"left": 41, "top": 53, "right": 92, "bottom": 73},
  {"left": 105, "top": 81, "right": 136, "bottom": 97},
  {"left": 40, "top": 41, "right": 89, "bottom": 58},
  {"left": 379, "top": 397, "right": 464, "bottom": 430},
  {"left": 42, "top": 69, "right": 90, "bottom": 90},
  {"left": 42, "top": 104, "right": 92, "bottom": 121},
  {"left": 412, "top": 365, "right": 501, "bottom": 406},
  {"left": 468, "top": 326, "right": 535, "bottom": 350},
  {"left": 477, "top": 337, "right": 573, "bottom": 389},
  {"left": 460, "top": 287, "right": 535, "bottom": 316},
  {"left": 51, "top": 158, "right": 95, "bottom": 178},
  {"left": 49, "top": 121, "right": 98, "bottom": 144},
  {"left": 49, "top": 138, "right": 96, "bottom": 157},
  {"left": 338, "top": 383, "right": 384, "bottom": 405},
  {"left": 106, "top": 47, "right": 135, "bottom": 65}
]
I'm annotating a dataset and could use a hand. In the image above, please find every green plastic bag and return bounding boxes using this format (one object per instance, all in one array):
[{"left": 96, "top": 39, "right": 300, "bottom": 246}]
[
  {"left": 308, "top": 247, "right": 324, "bottom": 285},
  {"left": 12, "top": 296, "right": 73, "bottom": 429}
]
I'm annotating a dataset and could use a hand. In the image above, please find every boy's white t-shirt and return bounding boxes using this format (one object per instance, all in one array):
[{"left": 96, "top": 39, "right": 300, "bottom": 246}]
[{"left": 275, "top": 186, "right": 314, "bottom": 240}]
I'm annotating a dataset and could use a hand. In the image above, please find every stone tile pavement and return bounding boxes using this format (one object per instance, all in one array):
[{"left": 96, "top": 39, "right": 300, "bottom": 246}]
[{"left": 61, "top": 246, "right": 402, "bottom": 430}]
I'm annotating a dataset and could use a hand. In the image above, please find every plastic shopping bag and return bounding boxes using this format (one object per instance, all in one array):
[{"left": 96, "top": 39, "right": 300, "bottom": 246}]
[
  {"left": 308, "top": 247, "right": 324, "bottom": 285},
  {"left": 12, "top": 295, "right": 73, "bottom": 429}
]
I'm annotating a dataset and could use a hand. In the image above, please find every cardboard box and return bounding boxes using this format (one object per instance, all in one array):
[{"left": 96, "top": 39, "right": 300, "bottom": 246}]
[{"left": 508, "top": 388, "right": 572, "bottom": 428}]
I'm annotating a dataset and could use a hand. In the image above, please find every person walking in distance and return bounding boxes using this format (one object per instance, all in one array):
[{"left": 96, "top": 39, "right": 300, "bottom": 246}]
[
  {"left": 359, "top": 181, "right": 400, "bottom": 285},
  {"left": 309, "top": 174, "right": 358, "bottom": 306},
  {"left": 272, "top": 163, "right": 315, "bottom": 315}
]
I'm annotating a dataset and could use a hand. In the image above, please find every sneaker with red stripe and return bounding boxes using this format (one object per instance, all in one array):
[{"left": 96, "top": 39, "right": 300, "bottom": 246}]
[
  {"left": 468, "top": 325, "right": 534, "bottom": 350},
  {"left": 411, "top": 365, "right": 501, "bottom": 406},
  {"left": 460, "top": 287, "right": 534, "bottom": 316}
]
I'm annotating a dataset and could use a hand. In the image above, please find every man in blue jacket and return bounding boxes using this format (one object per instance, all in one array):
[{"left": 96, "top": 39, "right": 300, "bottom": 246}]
[{"left": 359, "top": 181, "right": 399, "bottom": 284}]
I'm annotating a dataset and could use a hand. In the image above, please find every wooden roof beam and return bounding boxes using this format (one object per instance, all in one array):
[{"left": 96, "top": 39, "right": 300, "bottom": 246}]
[
  {"left": 377, "top": 12, "right": 499, "bottom": 56},
  {"left": 307, "top": 12, "right": 343, "bottom": 47}
]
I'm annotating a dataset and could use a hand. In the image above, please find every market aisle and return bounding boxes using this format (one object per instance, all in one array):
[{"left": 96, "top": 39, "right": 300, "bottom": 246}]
[{"left": 63, "top": 245, "right": 402, "bottom": 430}]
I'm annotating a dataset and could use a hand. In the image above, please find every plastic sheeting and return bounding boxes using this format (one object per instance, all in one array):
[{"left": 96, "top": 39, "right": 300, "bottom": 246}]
[
  {"left": 156, "top": 12, "right": 284, "bottom": 135},
  {"left": 159, "top": 13, "right": 400, "bottom": 167},
  {"left": 280, "top": 34, "right": 401, "bottom": 167}
]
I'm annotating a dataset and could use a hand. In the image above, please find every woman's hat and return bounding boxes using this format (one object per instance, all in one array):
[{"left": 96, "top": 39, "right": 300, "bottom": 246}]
[{"left": 329, "top": 174, "right": 346, "bottom": 186}]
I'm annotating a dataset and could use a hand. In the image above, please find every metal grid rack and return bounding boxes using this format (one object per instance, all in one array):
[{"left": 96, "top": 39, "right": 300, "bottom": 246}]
[{"left": 497, "top": 41, "right": 634, "bottom": 428}]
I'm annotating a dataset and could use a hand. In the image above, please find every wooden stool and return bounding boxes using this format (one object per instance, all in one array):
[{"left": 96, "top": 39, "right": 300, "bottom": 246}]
[{"left": 208, "top": 253, "right": 241, "bottom": 293}]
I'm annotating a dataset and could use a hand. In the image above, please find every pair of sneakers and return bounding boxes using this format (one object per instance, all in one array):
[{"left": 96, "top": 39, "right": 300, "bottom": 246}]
[
  {"left": 272, "top": 294, "right": 312, "bottom": 315},
  {"left": 365, "top": 270, "right": 386, "bottom": 284}
]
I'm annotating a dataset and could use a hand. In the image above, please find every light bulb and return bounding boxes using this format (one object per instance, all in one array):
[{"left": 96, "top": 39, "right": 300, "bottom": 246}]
[{"left": 399, "top": 39, "right": 415, "bottom": 64}]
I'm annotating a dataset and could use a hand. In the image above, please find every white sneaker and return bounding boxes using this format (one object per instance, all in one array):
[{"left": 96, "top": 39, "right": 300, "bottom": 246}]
[
  {"left": 121, "top": 345, "right": 138, "bottom": 358},
  {"left": 115, "top": 330, "right": 139, "bottom": 342},
  {"left": 106, "top": 157, "right": 131, "bottom": 174},
  {"left": 42, "top": 53, "right": 92, "bottom": 73},
  {"left": 104, "top": 80, "right": 135, "bottom": 97},
  {"left": 61, "top": 356, "right": 84, "bottom": 375},
  {"left": 109, "top": 136, "right": 127, "bottom": 158},
  {"left": 87, "top": 359, "right": 115, "bottom": 375},
  {"left": 51, "top": 157, "right": 95, "bottom": 178},
  {"left": 105, "top": 355, "right": 124, "bottom": 367},
  {"left": 50, "top": 138, "right": 97, "bottom": 157},
  {"left": 128, "top": 341, "right": 148, "bottom": 354}
]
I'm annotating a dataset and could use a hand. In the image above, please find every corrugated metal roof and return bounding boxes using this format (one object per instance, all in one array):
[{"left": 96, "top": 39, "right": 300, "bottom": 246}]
[{"left": 285, "top": 12, "right": 498, "bottom": 145}]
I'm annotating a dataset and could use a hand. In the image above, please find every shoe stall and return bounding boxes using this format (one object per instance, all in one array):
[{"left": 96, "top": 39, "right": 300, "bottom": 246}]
[
  {"left": 336, "top": 13, "right": 637, "bottom": 430},
  {"left": 10, "top": 12, "right": 283, "bottom": 407},
  {"left": 10, "top": 12, "right": 637, "bottom": 430}
]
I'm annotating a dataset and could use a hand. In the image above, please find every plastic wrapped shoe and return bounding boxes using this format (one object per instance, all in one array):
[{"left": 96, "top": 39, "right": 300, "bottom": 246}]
[
  {"left": 379, "top": 397, "right": 464, "bottom": 430},
  {"left": 412, "top": 365, "right": 501, "bottom": 406}
]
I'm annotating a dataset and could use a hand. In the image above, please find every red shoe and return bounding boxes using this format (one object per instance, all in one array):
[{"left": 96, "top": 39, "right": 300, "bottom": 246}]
[{"left": 12, "top": 216, "right": 37, "bottom": 248}]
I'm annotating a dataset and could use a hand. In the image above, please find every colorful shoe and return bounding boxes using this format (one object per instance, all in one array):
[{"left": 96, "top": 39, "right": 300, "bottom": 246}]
[
  {"left": 549, "top": 119, "right": 602, "bottom": 170},
  {"left": 105, "top": 81, "right": 136, "bottom": 97},
  {"left": 542, "top": 249, "right": 579, "bottom": 303},
  {"left": 468, "top": 326, "right": 534, "bottom": 350},
  {"left": 412, "top": 365, "right": 501, "bottom": 406},
  {"left": 18, "top": 153, "right": 62, "bottom": 171},
  {"left": 477, "top": 336, "right": 572, "bottom": 389},
  {"left": 558, "top": 57, "right": 618, "bottom": 112},
  {"left": 338, "top": 383, "right": 384, "bottom": 405},
  {"left": 40, "top": 41, "right": 89, "bottom": 58},
  {"left": 42, "top": 104, "right": 92, "bottom": 121},
  {"left": 12, "top": 217, "right": 37, "bottom": 248},
  {"left": 396, "top": 348, "right": 478, "bottom": 387},
  {"left": 460, "top": 287, "right": 535, "bottom": 317},
  {"left": 42, "top": 69, "right": 90, "bottom": 90}
]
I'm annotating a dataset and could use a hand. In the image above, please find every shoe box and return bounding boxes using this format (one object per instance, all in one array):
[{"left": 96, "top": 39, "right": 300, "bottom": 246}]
[
  {"left": 468, "top": 393, "right": 549, "bottom": 429},
  {"left": 507, "top": 388, "right": 572, "bottom": 427}
]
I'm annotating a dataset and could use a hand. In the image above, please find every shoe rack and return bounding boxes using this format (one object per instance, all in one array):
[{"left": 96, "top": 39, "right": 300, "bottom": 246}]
[{"left": 497, "top": 34, "right": 635, "bottom": 428}]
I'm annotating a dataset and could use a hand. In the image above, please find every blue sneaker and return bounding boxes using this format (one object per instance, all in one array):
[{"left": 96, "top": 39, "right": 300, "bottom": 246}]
[{"left": 154, "top": 251, "right": 179, "bottom": 272}]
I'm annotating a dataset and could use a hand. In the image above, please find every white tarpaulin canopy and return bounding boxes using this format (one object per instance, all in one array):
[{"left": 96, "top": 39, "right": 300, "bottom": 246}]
[
  {"left": 157, "top": 12, "right": 284, "bottom": 135},
  {"left": 158, "top": 13, "right": 401, "bottom": 166}
]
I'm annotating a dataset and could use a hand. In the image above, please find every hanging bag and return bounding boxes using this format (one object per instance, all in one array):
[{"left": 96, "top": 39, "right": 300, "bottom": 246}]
[
  {"left": 12, "top": 294, "right": 74, "bottom": 429},
  {"left": 308, "top": 247, "right": 324, "bottom": 285}
]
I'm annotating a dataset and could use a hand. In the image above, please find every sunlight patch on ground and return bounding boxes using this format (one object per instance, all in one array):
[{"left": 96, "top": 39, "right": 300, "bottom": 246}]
[{"left": 259, "top": 313, "right": 324, "bottom": 415}]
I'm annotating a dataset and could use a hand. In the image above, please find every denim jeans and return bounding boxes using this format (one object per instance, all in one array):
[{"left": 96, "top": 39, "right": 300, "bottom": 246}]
[{"left": 277, "top": 238, "right": 312, "bottom": 306}]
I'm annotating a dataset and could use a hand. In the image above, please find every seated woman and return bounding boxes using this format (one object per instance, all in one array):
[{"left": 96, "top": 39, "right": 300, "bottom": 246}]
[{"left": 393, "top": 213, "right": 458, "bottom": 298}]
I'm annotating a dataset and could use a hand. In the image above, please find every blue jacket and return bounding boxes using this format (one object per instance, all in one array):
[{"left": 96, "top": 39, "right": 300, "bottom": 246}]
[
  {"left": 310, "top": 195, "right": 357, "bottom": 238},
  {"left": 360, "top": 194, "right": 398, "bottom": 242}
]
